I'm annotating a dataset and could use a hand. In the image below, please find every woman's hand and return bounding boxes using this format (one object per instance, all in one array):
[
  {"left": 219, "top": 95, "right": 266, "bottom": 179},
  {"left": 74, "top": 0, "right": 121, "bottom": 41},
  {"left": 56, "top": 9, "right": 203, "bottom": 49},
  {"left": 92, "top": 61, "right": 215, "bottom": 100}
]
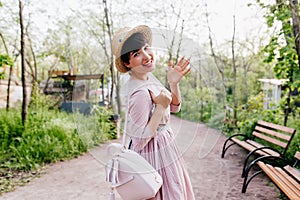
[
  {"left": 167, "top": 57, "right": 191, "bottom": 85},
  {"left": 149, "top": 90, "right": 172, "bottom": 109}
]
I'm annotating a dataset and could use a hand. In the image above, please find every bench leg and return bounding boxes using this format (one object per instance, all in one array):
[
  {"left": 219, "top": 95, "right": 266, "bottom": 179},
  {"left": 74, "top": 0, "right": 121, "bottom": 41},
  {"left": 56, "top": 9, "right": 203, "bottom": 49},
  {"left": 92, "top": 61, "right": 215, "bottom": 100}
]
[
  {"left": 242, "top": 152, "right": 255, "bottom": 178},
  {"left": 221, "top": 134, "right": 248, "bottom": 158},
  {"left": 242, "top": 156, "right": 263, "bottom": 193},
  {"left": 242, "top": 146, "right": 282, "bottom": 177},
  {"left": 221, "top": 139, "right": 236, "bottom": 158},
  {"left": 242, "top": 169, "right": 262, "bottom": 193}
]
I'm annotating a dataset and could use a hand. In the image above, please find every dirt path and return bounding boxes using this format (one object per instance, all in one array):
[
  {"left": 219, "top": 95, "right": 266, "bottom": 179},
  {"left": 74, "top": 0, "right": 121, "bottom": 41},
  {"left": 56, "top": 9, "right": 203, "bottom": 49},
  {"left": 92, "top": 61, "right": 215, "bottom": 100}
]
[{"left": 0, "top": 115, "right": 280, "bottom": 200}]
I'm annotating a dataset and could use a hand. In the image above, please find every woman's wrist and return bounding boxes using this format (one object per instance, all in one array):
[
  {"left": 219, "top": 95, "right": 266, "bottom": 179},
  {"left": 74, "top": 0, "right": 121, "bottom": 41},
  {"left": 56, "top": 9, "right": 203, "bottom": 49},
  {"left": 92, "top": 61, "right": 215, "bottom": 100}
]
[
  {"left": 168, "top": 81, "right": 179, "bottom": 87},
  {"left": 155, "top": 103, "right": 168, "bottom": 110},
  {"left": 148, "top": 104, "right": 166, "bottom": 133}
]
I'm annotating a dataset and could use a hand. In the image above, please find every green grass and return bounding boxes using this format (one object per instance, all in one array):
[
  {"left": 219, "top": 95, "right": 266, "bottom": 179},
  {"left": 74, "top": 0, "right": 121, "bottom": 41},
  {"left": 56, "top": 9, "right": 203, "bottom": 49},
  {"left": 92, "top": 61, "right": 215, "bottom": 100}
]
[{"left": 0, "top": 103, "right": 117, "bottom": 194}]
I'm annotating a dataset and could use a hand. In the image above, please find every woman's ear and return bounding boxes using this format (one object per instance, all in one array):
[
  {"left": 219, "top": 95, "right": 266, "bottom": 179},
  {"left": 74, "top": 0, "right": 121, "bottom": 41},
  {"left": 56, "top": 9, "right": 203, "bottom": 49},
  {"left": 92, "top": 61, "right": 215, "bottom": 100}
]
[{"left": 124, "top": 62, "right": 130, "bottom": 68}]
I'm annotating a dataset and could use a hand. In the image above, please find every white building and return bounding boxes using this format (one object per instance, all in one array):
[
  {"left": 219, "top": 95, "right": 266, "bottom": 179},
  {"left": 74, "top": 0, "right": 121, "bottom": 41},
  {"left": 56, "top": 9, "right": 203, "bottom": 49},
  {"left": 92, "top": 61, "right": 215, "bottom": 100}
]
[{"left": 259, "top": 79, "right": 287, "bottom": 110}]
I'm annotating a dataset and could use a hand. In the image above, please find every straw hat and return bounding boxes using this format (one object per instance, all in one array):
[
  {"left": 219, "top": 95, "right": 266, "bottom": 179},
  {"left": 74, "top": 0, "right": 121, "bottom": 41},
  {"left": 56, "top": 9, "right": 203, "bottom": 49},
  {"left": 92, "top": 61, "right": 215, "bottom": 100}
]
[{"left": 111, "top": 25, "right": 152, "bottom": 73}]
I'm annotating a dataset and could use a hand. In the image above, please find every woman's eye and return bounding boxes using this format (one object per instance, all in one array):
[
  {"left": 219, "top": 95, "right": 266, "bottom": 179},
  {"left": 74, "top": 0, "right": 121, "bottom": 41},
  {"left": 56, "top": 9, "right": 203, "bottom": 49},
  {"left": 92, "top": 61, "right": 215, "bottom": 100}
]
[{"left": 133, "top": 52, "right": 140, "bottom": 57}]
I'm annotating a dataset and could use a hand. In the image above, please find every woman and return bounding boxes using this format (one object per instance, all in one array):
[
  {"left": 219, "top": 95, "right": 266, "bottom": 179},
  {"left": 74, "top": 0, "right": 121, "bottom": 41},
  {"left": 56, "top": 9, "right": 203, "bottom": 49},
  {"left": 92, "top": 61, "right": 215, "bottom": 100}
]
[{"left": 112, "top": 25, "right": 195, "bottom": 200}]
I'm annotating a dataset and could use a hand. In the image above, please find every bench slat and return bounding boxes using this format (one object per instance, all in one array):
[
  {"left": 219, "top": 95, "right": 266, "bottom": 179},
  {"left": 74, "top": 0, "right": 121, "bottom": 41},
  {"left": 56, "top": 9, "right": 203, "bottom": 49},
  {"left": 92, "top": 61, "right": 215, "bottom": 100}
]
[
  {"left": 246, "top": 140, "right": 280, "bottom": 157},
  {"left": 253, "top": 131, "right": 287, "bottom": 148},
  {"left": 284, "top": 165, "right": 300, "bottom": 182},
  {"left": 257, "top": 120, "right": 296, "bottom": 134},
  {"left": 258, "top": 162, "right": 300, "bottom": 200},
  {"left": 263, "top": 163, "right": 299, "bottom": 200},
  {"left": 255, "top": 126, "right": 291, "bottom": 141},
  {"left": 275, "top": 166, "right": 300, "bottom": 196},
  {"left": 231, "top": 138, "right": 269, "bottom": 156},
  {"left": 295, "top": 151, "right": 300, "bottom": 161}
]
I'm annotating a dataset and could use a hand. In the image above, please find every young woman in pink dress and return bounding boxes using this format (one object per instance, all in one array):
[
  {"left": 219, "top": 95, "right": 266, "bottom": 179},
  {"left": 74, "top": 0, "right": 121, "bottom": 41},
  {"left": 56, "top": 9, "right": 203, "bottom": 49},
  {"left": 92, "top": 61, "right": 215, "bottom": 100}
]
[{"left": 111, "top": 25, "right": 195, "bottom": 200}]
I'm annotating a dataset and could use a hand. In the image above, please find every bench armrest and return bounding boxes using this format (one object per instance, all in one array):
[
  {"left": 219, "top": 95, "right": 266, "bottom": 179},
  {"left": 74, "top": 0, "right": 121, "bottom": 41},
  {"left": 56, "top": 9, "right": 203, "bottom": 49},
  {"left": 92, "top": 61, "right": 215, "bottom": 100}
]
[
  {"left": 221, "top": 134, "right": 249, "bottom": 158},
  {"left": 247, "top": 146, "right": 282, "bottom": 158},
  {"left": 242, "top": 146, "right": 283, "bottom": 177},
  {"left": 245, "top": 155, "right": 288, "bottom": 174},
  {"left": 242, "top": 155, "right": 290, "bottom": 193},
  {"left": 227, "top": 133, "right": 249, "bottom": 141}
]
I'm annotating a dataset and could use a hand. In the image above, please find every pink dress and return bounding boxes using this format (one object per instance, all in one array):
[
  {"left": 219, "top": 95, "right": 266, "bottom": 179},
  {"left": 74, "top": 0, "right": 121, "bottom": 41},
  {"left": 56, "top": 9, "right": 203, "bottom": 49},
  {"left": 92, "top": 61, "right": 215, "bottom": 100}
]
[{"left": 125, "top": 73, "right": 195, "bottom": 200}]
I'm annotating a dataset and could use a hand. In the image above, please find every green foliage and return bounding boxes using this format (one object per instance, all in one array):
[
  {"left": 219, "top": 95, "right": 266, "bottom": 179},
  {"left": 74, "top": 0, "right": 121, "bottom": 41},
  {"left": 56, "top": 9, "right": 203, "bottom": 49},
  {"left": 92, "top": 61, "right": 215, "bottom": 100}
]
[
  {"left": 29, "top": 82, "right": 57, "bottom": 110},
  {"left": 0, "top": 55, "right": 13, "bottom": 67},
  {"left": 1, "top": 108, "right": 84, "bottom": 171},
  {"left": 0, "top": 109, "right": 23, "bottom": 154},
  {"left": 237, "top": 93, "right": 282, "bottom": 136},
  {"left": 256, "top": 0, "right": 300, "bottom": 113},
  {"left": 207, "top": 112, "right": 226, "bottom": 132},
  {"left": 0, "top": 54, "right": 14, "bottom": 79},
  {"left": 75, "top": 105, "right": 118, "bottom": 147},
  {"left": 0, "top": 90, "right": 118, "bottom": 193},
  {"left": 246, "top": 0, "right": 300, "bottom": 160},
  {"left": 9, "top": 122, "right": 85, "bottom": 170},
  {"left": 231, "top": 92, "right": 300, "bottom": 160},
  {"left": 96, "top": 106, "right": 118, "bottom": 140},
  {"left": 285, "top": 116, "right": 300, "bottom": 160}
]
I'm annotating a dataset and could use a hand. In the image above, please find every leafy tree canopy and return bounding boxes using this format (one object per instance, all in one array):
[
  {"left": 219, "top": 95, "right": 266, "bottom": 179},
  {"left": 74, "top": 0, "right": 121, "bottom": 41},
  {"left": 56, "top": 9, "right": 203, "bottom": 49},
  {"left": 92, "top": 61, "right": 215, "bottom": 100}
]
[
  {"left": 254, "top": 0, "right": 300, "bottom": 90},
  {"left": 0, "top": 54, "right": 13, "bottom": 67},
  {"left": 0, "top": 54, "right": 13, "bottom": 79}
]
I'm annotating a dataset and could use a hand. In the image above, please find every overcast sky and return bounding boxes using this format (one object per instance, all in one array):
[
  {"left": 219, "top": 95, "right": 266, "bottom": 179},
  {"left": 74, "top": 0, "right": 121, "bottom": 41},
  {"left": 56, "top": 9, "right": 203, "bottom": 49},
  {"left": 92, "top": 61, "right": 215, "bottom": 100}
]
[
  {"left": 206, "top": 0, "right": 267, "bottom": 41},
  {"left": 0, "top": 0, "right": 271, "bottom": 60},
  {"left": 26, "top": 0, "right": 268, "bottom": 44}
]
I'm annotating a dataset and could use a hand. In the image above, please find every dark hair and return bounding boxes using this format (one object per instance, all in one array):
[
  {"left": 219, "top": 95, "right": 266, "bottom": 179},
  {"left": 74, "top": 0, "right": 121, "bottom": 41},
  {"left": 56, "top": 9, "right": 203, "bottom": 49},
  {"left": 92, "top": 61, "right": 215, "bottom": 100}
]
[{"left": 120, "top": 32, "right": 148, "bottom": 65}]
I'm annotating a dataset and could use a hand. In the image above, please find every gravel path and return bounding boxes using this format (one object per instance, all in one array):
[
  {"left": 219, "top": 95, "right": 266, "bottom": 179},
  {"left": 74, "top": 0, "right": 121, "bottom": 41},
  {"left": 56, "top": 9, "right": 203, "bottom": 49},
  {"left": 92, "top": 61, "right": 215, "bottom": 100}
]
[{"left": 0, "top": 115, "right": 280, "bottom": 200}]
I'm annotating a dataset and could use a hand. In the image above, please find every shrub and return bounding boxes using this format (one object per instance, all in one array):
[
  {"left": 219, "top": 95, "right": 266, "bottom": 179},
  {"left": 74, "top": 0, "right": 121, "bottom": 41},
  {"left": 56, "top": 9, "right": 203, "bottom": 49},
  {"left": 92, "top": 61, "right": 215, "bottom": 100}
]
[
  {"left": 0, "top": 109, "right": 23, "bottom": 153},
  {"left": 0, "top": 91, "right": 117, "bottom": 171}
]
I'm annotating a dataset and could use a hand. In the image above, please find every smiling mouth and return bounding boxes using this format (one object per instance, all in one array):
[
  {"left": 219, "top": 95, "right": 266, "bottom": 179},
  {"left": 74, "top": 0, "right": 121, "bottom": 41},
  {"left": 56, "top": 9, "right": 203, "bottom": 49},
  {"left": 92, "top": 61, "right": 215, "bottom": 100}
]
[{"left": 143, "top": 60, "right": 153, "bottom": 67}]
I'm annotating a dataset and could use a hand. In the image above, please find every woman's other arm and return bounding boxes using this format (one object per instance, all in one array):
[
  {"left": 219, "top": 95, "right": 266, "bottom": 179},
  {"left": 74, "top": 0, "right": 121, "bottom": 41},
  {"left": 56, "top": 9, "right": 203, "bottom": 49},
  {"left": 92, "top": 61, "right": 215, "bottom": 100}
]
[{"left": 167, "top": 57, "right": 190, "bottom": 107}]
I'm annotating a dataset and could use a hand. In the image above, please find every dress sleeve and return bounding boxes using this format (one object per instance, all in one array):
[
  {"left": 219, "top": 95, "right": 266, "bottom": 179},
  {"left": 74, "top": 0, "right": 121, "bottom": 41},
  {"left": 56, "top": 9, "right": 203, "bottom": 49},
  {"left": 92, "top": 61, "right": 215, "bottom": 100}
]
[
  {"left": 128, "top": 89, "right": 154, "bottom": 150},
  {"left": 170, "top": 103, "right": 181, "bottom": 113}
]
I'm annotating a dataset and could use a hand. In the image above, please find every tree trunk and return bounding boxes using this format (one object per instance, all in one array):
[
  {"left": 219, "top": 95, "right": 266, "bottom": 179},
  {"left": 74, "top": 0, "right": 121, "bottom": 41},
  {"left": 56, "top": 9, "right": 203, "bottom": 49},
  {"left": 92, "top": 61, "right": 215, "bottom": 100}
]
[
  {"left": 289, "top": 0, "right": 300, "bottom": 70},
  {"left": 243, "top": 62, "right": 248, "bottom": 104},
  {"left": 0, "top": 33, "right": 9, "bottom": 54},
  {"left": 231, "top": 15, "right": 237, "bottom": 124},
  {"left": 205, "top": 4, "right": 227, "bottom": 108},
  {"left": 19, "top": 0, "right": 28, "bottom": 125},
  {"left": 6, "top": 64, "right": 13, "bottom": 111},
  {"left": 115, "top": 71, "right": 121, "bottom": 115},
  {"left": 28, "top": 35, "right": 38, "bottom": 83},
  {"left": 284, "top": 90, "right": 291, "bottom": 126},
  {"left": 276, "top": 0, "right": 295, "bottom": 125},
  {"left": 197, "top": 59, "right": 204, "bottom": 121},
  {"left": 165, "top": 7, "right": 184, "bottom": 89},
  {"left": 103, "top": 0, "right": 116, "bottom": 112},
  {"left": 1, "top": 32, "right": 12, "bottom": 111},
  {"left": 6, "top": 53, "right": 19, "bottom": 111}
]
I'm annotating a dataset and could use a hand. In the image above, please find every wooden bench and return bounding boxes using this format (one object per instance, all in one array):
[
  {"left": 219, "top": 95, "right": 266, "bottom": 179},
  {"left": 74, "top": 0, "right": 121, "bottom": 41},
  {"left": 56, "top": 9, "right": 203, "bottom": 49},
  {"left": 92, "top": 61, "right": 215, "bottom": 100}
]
[
  {"left": 221, "top": 120, "right": 296, "bottom": 177},
  {"left": 242, "top": 151, "right": 300, "bottom": 199}
]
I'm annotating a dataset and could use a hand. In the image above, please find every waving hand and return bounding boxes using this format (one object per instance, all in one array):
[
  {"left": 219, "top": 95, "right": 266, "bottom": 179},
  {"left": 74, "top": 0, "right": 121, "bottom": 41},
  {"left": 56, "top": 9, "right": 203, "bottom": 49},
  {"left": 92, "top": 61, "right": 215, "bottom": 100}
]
[{"left": 167, "top": 57, "right": 191, "bottom": 85}]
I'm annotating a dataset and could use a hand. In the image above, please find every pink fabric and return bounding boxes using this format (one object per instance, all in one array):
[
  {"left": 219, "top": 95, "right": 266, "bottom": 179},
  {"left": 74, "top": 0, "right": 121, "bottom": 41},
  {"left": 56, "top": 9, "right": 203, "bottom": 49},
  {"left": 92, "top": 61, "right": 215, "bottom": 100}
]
[{"left": 126, "top": 73, "right": 195, "bottom": 200}]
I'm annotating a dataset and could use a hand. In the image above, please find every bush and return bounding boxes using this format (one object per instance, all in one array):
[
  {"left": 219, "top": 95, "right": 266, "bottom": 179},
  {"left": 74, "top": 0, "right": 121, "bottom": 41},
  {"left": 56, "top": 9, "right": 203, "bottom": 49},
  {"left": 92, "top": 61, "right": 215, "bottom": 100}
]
[
  {"left": 3, "top": 104, "right": 117, "bottom": 171},
  {"left": 9, "top": 124, "right": 86, "bottom": 170},
  {"left": 0, "top": 109, "right": 23, "bottom": 154},
  {"left": 0, "top": 90, "right": 118, "bottom": 193}
]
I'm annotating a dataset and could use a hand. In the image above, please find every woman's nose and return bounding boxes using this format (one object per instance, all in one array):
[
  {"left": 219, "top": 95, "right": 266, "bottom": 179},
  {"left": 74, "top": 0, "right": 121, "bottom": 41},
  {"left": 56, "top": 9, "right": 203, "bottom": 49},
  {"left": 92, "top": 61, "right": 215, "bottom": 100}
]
[{"left": 141, "top": 49, "right": 151, "bottom": 59}]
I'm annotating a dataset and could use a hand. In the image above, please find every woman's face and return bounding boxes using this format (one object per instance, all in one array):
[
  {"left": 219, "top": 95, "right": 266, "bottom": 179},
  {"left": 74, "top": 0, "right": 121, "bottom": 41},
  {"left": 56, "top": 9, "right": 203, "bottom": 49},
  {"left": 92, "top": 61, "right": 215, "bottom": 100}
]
[{"left": 124, "top": 44, "right": 155, "bottom": 73}]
